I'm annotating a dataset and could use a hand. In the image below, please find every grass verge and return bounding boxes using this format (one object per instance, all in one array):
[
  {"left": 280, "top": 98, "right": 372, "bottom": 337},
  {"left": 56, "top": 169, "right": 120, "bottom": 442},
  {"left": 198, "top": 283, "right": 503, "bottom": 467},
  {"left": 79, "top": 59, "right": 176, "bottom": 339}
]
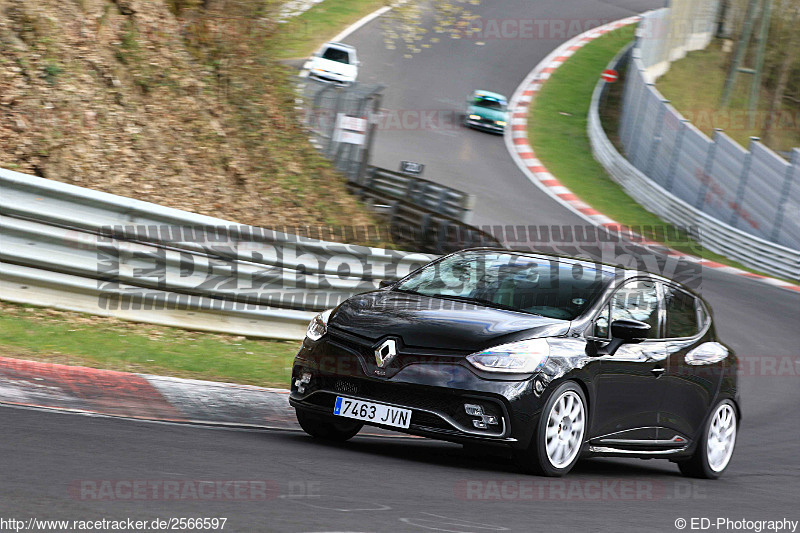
[
  {"left": 0, "top": 301, "right": 299, "bottom": 388},
  {"left": 527, "top": 25, "right": 778, "bottom": 277},
  {"left": 271, "top": 0, "right": 387, "bottom": 60}
]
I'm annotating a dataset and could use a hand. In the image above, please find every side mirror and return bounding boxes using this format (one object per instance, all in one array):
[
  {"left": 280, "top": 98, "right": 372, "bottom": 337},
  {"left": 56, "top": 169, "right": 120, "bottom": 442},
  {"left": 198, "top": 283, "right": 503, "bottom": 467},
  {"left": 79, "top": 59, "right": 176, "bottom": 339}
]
[
  {"left": 588, "top": 319, "right": 650, "bottom": 357},
  {"left": 611, "top": 319, "right": 651, "bottom": 342},
  {"left": 379, "top": 279, "right": 395, "bottom": 289}
]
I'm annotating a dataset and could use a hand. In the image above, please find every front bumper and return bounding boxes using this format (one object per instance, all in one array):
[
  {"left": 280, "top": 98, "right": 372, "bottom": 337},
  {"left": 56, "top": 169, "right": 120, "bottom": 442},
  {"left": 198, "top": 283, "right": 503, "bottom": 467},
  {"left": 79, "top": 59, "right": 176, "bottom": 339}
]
[
  {"left": 308, "top": 70, "right": 354, "bottom": 85},
  {"left": 465, "top": 117, "right": 505, "bottom": 133},
  {"left": 289, "top": 332, "right": 548, "bottom": 449}
]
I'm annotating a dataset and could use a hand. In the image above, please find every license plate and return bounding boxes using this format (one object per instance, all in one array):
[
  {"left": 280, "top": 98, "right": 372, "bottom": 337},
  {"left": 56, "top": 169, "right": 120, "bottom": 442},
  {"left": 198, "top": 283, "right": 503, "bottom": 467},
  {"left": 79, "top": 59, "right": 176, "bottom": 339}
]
[{"left": 333, "top": 396, "right": 411, "bottom": 429}]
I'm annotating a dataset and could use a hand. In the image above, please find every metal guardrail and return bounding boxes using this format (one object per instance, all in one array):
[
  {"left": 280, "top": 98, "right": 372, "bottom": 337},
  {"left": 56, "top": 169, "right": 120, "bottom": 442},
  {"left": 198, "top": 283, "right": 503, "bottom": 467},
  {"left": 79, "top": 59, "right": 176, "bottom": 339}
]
[
  {"left": 0, "top": 262, "right": 314, "bottom": 340},
  {"left": 347, "top": 182, "right": 500, "bottom": 254},
  {"left": 360, "top": 166, "right": 476, "bottom": 223},
  {"left": 0, "top": 167, "right": 439, "bottom": 339},
  {"left": 588, "top": 42, "right": 800, "bottom": 281}
]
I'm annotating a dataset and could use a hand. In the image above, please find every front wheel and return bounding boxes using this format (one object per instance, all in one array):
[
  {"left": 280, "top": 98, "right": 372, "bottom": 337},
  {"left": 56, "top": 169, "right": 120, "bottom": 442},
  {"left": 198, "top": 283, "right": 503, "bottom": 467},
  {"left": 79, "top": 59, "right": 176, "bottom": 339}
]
[
  {"left": 295, "top": 409, "right": 363, "bottom": 442},
  {"left": 516, "top": 381, "right": 587, "bottom": 476},
  {"left": 677, "top": 400, "right": 737, "bottom": 479}
]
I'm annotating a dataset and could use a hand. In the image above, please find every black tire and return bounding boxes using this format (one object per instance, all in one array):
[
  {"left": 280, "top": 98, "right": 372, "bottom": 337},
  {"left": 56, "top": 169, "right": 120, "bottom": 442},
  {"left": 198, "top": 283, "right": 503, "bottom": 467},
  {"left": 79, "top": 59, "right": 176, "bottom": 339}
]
[
  {"left": 515, "top": 381, "right": 588, "bottom": 476},
  {"left": 295, "top": 409, "right": 363, "bottom": 442},
  {"left": 677, "top": 399, "right": 737, "bottom": 479}
]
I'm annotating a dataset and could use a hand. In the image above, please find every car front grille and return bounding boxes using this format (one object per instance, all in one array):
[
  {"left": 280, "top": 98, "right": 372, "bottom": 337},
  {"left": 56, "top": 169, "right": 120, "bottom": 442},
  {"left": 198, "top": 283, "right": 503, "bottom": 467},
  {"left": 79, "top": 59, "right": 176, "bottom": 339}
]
[{"left": 326, "top": 328, "right": 467, "bottom": 370}]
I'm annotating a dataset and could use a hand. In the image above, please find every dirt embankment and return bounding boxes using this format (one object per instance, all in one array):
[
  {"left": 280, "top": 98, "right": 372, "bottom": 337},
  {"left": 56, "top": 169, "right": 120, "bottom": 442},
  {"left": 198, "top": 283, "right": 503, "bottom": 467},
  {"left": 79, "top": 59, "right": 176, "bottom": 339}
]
[{"left": 0, "top": 0, "right": 376, "bottom": 229}]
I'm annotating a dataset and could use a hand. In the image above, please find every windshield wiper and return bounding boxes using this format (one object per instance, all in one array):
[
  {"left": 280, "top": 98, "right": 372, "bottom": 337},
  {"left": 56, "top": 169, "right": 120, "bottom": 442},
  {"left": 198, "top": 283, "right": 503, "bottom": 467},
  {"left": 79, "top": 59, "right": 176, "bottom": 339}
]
[
  {"left": 392, "top": 287, "right": 425, "bottom": 296},
  {"left": 423, "top": 293, "right": 539, "bottom": 315},
  {"left": 392, "top": 288, "right": 545, "bottom": 316}
]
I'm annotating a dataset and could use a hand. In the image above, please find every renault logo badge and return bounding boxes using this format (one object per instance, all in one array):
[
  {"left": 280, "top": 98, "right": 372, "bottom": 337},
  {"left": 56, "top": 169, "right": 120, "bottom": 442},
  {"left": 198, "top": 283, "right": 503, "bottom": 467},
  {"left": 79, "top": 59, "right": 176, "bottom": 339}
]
[{"left": 374, "top": 339, "right": 398, "bottom": 368}]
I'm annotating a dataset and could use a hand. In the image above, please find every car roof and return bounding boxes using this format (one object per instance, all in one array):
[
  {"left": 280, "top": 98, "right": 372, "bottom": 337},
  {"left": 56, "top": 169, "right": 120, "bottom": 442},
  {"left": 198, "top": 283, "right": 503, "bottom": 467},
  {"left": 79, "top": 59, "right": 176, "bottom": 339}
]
[
  {"left": 322, "top": 42, "right": 356, "bottom": 52},
  {"left": 472, "top": 90, "right": 507, "bottom": 102}
]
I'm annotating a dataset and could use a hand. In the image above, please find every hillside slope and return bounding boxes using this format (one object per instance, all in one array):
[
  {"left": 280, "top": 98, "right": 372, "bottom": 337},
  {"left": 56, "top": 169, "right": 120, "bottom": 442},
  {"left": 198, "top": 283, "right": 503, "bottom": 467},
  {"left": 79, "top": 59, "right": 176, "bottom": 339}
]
[{"left": 0, "top": 0, "right": 376, "bottom": 229}]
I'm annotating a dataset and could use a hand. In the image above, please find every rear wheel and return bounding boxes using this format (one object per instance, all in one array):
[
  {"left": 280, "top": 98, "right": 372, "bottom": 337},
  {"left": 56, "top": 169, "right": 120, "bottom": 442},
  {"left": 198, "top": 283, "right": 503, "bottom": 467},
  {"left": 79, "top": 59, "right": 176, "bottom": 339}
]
[
  {"left": 516, "top": 381, "right": 587, "bottom": 476},
  {"left": 295, "top": 409, "right": 363, "bottom": 442},
  {"left": 677, "top": 400, "right": 737, "bottom": 479}
]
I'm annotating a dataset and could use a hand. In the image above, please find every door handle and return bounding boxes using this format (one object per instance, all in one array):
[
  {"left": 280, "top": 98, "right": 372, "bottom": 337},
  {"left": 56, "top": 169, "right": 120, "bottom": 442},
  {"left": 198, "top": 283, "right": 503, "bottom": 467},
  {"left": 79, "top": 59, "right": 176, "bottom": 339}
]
[{"left": 651, "top": 366, "right": 665, "bottom": 378}]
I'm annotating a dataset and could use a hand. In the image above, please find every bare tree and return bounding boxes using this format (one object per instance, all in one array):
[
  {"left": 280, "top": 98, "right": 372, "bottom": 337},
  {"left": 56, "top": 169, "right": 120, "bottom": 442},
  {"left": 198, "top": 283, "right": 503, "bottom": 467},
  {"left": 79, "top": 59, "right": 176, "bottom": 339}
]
[{"left": 761, "top": 1, "right": 800, "bottom": 145}]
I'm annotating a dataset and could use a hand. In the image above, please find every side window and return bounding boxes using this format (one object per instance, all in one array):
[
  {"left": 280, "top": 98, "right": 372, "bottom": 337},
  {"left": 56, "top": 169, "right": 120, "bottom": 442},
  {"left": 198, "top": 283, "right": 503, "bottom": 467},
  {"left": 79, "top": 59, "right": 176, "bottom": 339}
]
[
  {"left": 664, "top": 286, "right": 700, "bottom": 338},
  {"left": 610, "top": 280, "right": 660, "bottom": 339}
]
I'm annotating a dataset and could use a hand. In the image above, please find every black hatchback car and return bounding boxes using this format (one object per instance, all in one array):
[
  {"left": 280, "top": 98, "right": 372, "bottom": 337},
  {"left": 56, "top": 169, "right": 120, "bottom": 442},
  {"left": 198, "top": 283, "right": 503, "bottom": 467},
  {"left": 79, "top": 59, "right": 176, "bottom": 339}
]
[{"left": 290, "top": 249, "right": 739, "bottom": 477}]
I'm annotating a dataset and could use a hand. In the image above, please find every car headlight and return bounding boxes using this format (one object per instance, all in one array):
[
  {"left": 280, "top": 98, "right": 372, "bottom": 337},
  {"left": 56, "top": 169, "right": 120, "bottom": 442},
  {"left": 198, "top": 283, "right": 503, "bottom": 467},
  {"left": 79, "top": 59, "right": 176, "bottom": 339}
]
[
  {"left": 469, "top": 114, "right": 481, "bottom": 120},
  {"left": 466, "top": 338, "right": 550, "bottom": 373},
  {"left": 495, "top": 120, "right": 507, "bottom": 126},
  {"left": 305, "top": 309, "right": 333, "bottom": 341}
]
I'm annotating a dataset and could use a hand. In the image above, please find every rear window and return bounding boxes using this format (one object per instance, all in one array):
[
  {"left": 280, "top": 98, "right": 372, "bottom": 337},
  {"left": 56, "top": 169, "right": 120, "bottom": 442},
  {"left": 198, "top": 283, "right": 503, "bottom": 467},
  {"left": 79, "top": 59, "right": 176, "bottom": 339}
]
[{"left": 395, "top": 251, "right": 612, "bottom": 320}]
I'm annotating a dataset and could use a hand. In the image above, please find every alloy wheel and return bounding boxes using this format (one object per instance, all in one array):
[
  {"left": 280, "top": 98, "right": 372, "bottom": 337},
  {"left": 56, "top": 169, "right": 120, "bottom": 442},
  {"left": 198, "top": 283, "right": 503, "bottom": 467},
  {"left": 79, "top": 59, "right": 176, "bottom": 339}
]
[
  {"left": 545, "top": 390, "right": 585, "bottom": 468},
  {"left": 707, "top": 403, "right": 737, "bottom": 472}
]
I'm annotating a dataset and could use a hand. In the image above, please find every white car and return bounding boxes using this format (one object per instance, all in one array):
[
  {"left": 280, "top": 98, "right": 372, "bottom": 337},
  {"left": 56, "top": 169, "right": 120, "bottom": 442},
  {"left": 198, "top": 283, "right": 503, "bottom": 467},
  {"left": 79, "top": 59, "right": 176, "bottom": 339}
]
[{"left": 307, "top": 42, "right": 359, "bottom": 85}]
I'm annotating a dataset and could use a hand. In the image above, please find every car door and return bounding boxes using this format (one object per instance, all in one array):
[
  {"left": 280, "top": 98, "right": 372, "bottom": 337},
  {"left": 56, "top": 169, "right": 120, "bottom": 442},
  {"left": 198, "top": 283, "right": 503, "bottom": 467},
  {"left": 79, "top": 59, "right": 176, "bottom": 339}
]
[
  {"left": 588, "top": 278, "right": 669, "bottom": 445},
  {"left": 658, "top": 284, "right": 723, "bottom": 443}
]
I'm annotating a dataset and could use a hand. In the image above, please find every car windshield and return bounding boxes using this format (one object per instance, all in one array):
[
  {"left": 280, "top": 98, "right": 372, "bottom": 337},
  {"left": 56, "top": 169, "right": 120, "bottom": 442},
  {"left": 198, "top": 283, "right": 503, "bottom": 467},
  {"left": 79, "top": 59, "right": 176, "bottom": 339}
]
[
  {"left": 322, "top": 47, "right": 351, "bottom": 64},
  {"left": 473, "top": 96, "right": 506, "bottom": 110},
  {"left": 395, "top": 251, "right": 612, "bottom": 320}
]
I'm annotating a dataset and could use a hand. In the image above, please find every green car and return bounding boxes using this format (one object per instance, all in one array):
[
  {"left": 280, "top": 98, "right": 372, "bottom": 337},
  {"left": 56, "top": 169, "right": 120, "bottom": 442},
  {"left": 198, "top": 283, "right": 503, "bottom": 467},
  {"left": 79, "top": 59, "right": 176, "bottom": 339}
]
[{"left": 464, "top": 90, "right": 508, "bottom": 133}]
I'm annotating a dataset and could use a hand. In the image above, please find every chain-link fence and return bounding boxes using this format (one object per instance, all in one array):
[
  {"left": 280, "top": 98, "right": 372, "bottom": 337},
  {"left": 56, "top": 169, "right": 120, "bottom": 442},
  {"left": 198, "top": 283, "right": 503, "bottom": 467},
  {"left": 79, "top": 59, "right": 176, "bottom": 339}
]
[
  {"left": 619, "top": 4, "right": 800, "bottom": 251},
  {"left": 295, "top": 78, "right": 383, "bottom": 183}
]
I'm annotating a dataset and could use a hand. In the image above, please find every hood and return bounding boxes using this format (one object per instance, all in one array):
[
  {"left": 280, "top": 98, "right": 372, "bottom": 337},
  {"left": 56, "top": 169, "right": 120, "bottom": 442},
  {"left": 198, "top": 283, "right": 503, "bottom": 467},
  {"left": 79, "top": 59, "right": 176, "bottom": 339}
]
[
  {"left": 309, "top": 57, "right": 357, "bottom": 77},
  {"left": 467, "top": 105, "right": 507, "bottom": 122},
  {"left": 329, "top": 290, "right": 569, "bottom": 352}
]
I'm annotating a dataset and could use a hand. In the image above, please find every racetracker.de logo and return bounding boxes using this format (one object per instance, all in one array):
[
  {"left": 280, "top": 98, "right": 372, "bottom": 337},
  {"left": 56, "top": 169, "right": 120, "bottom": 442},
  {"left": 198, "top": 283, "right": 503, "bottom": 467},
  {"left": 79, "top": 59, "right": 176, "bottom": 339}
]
[
  {"left": 68, "top": 480, "right": 282, "bottom": 501},
  {"left": 454, "top": 479, "right": 706, "bottom": 501}
]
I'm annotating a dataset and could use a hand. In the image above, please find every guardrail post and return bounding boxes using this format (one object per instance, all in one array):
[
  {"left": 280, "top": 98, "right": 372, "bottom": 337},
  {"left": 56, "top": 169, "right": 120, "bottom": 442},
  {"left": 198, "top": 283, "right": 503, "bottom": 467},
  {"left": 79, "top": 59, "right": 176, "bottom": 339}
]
[
  {"left": 357, "top": 91, "right": 383, "bottom": 185},
  {"left": 418, "top": 213, "right": 433, "bottom": 251},
  {"left": 622, "top": 73, "right": 648, "bottom": 157},
  {"left": 729, "top": 137, "right": 758, "bottom": 228},
  {"left": 664, "top": 119, "right": 689, "bottom": 192},
  {"left": 435, "top": 220, "right": 449, "bottom": 254},
  {"left": 435, "top": 188, "right": 449, "bottom": 216},
  {"left": 694, "top": 128, "right": 721, "bottom": 210},
  {"left": 326, "top": 86, "right": 344, "bottom": 158},
  {"left": 770, "top": 148, "right": 800, "bottom": 243},
  {"left": 462, "top": 194, "right": 477, "bottom": 225},
  {"left": 645, "top": 100, "right": 669, "bottom": 177},
  {"left": 629, "top": 82, "right": 659, "bottom": 168}
]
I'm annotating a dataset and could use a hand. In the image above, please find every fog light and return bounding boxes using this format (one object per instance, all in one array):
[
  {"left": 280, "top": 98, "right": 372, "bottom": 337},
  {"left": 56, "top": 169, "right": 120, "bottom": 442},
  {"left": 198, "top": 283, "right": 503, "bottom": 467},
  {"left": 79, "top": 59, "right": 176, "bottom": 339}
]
[
  {"left": 466, "top": 403, "right": 499, "bottom": 430},
  {"left": 465, "top": 404, "right": 484, "bottom": 416},
  {"left": 294, "top": 372, "right": 312, "bottom": 393}
]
